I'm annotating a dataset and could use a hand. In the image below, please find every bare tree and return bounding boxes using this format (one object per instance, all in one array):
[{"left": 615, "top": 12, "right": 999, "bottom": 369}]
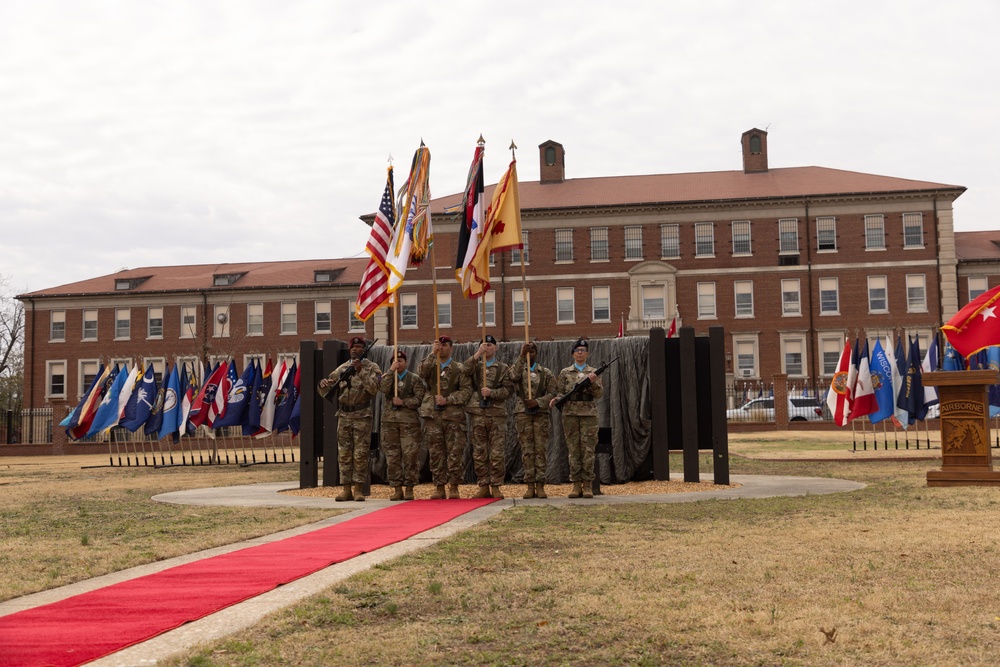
[{"left": 1, "top": 275, "right": 25, "bottom": 384}]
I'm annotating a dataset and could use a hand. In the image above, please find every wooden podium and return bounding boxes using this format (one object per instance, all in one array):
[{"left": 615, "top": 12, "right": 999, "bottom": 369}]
[{"left": 924, "top": 370, "right": 1000, "bottom": 486}]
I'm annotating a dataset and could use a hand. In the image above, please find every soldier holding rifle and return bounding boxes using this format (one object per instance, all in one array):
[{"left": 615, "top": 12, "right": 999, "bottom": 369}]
[
  {"left": 378, "top": 349, "right": 425, "bottom": 501},
  {"left": 418, "top": 336, "right": 471, "bottom": 499},
  {"left": 463, "top": 334, "right": 513, "bottom": 499},
  {"left": 549, "top": 338, "right": 603, "bottom": 498},
  {"left": 317, "top": 336, "right": 380, "bottom": 502},
  {"left": 510, "top": 340, "right": 557, "bottom": 499}
]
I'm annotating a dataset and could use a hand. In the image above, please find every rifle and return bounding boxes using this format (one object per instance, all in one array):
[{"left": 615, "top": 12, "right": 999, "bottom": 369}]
[
  {"left": 553, "top": 357, "right": 617, "bottom": 411},
  {"left": 336, "top": 338, "right": 379, "bottom": 386},
  {"left": 476, "top": 361, "right": 511, "bottom": 409}
]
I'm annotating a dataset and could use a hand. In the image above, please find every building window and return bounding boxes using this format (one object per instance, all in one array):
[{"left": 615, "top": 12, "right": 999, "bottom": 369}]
[
  {"left": 511, "top": 232, "right": 530, "bottom": 266},
  {"left": 820, "top": 337, "right": 843, "bottom": 376},
  {"left": 734, "top": 338, "right": 757, "bottom": 378},
  {"left": 400, "top": 293, "right": 418, "bottom": 328},
  {"left": 782, "top": 338, "right": 805, "bottom": 377},
  {"left": 903, "top": 213, "right": 924, "bottom": 248},
  {"left": 816, "top": 216, "right": 837, "bottom": 252},
  {"left": 556, "top": 287, "right": 575, "bottom": 324},
  {"left": 144, "top": 357, "right": 165, "bottom": 385},
  {"left": 819, "top": 278, "right": 839, "bottom": 315},
  {"left": 641, "top": 285, "right": 666, "bottom": 321},
  {"left": 555, "top": 229, "right": 574, "bottom": 262},
  {"left": 734, "top": 280, "right": 754, "bottom": 317},
  {"left": 590, "top": 227, "right": 609, "bottom": 261},
  {"left": 661, "top": 224, "right": 680, "bottom": 259},
  {"left": 868, "top": 276, "right": 888, "bottom": 313},
  {"left": 247, "top": 303, "right": 264, "bottom": 335},
  {"left": 865, "top": 214, "right": 886, "bottom": 250},
  {"left": 180, "top": 306, "right": 197, "bottom": 339},
  {"left": 695, "top": 222, "right": 715, "bottom": 257},
  {"left": 969, "top": 276, "right": 988, "bottom": 301},
  {"left": 592, "top": 286, "right": 611, "bottom": 322},
  {"left": 147, "top": 307, "right": 163, "bottom": 339},
  {"left": 907, "top": 274, "right": 927, "bottom": 312},
  {"left": 82, "top": 309, "right": 98, "bottom": 341},
  {"left": 50, "top": 310, "right": 66, "bottom": 342},
  {"left": 115, "top": 308, "right": 131, "bottom": 340},
  {"left": 477, "top": 291, "right": 496, "bottom": 326},
  {"left": 47, "top": 361, "right": 66, "bottom": 398},
  {"left": 697, "top": 282, "right": 716, "bottom": 319},
  {"left": 79, "top": 360, "right": 99, "bottom": 397},
  {"left": 314, "top": 301, "right": 331, "bottom": 333},
  {"left": 778, "top": 218, "right": 799, "bottom": 254},
  {"left": 280, "top": 302, "right": 297, "bottom": 334},
  {"left": 213, "top": 305, "right": 229, "bottom": 338},
  {"left": 781, "top": 279, "right": 801, "bottom": 316},
  {"left": 437, "top": 292, "right": 452, "bottom": 328},
  {"left": 348, "top": 300, "right": 365, "bottom": 332},
  {"left": 624, "top": 226, "right": 643, "bottom": 260},
  {"left": 731, "top": 220, "right": 752, "bottom": 256},
  {"left": 512, "top": 289, "right": 530, "bottom": 325}
]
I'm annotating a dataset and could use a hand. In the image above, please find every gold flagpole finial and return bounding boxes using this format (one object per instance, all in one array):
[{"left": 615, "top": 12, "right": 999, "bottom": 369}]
[
  {"left": 477, "top": 134, "right": 485, "bottom": 147},
  {"left": 509, "top": 140, "right": 517, "bottom": 157},
  {"left": 419, "top": 138, "right": 426, "bottom": 148},
  {"left": 387, "top": 153, "right": 393, "bottom": 166}
]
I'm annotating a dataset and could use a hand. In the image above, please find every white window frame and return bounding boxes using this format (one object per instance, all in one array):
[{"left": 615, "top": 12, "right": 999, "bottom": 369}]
[
  {"left": 280, "top": 302, "right": 297, "bottom": 335},
  {"left": 867, "top": 275, "right": 888, "bottom": 314},
  {"left": 816, "top": 216, "right": 837, "bottom": 252},
  {"left": 734, "top": 280, "right": 754, "bottom": 318},
  {"left": 314, "top": 300, "right": 331, "bottom": 333},
  {"left": 78, "top": 359, "right": 100, "bottom": 398},
  {"left": 512, "top": 288, "right": 531, "bottom": 326},
  {"left": 592, "top": 286, "right": 611, "bottom": 323},
  {"left": 969, "top": 276, "right": 989, "bottom": 302},
  {"left": 115, "top": 308, "right": 131, "bottom": 340},
  {"left": 778, "top": 218, "right": 799, "bottom": 254},
  {"left": 180, "top": 305, "right": 197, "bottom": 339},
  {"left": 732, "top": 336, "right": 758, "bottom": 379},
  {"left": 348, "top": 300, "right": 365, "bottom": 333},
  {"left": 641, "top": 284, "right": 666, "bottom": 321},
  {"left": 50, "top": 310, "right": 66, "bottom": 342},
  {"left": 781, "top": 279, "right": 801, "bottom": 316},
  {"left": 144, "top": 356, "right": 166, "bottom": 385},
  {"left": 819, "top": 277, "right": 840, "bottom": 315},
  {"left": 82, "top": 309, "right": 98, "bottom": 341},
  {"left": 147, "top": 306, "right": 163, "bottom": 339},
  {"left": 780, "top": 335, "right": 806, "bottom": 377},
  {"left": 819, "top": 335, "right": 845, "bottom": 377},
  {"left": 247, "top": 303, "right": 264, "bottom": 336},
  {"left": 865, "top": 214, "right": 886, "bottom": 251},
  {"left": 697, "top": 282, "right": 716, "bottom": 319},
  {"left": 906, "top": 274, "right": 927, "bottom": 313},
  {"left": 903, "top": 212, "right": 924, "bottom": 249},
  {"left": 47, "top": 360, "right": 67, "bottom": 399},
  {"left": 476, "top": 290, "right": 496, "bottom": 327},
  {"left": 731, "top": 220, "right": 752, "bottom": 257},
  {"left": 437, "top": 292, "right": 452, "bottom": 328},
  {"left": 400, "top": 293, "right": 418, "bottom": 329},
  {"left": 624, "top": 226, "right": 643, "bottom": 260},
  {"left": 590, "top": 227, "right": 609, "bottom": 262},
  {"left": 660, "top": 224, "right": 680, "bottom": 259},
  {"left": 695, "top": 222, "right": 715, "bottom": 257},
  {"left": 213, "top": 305, "right": 230, "bottom": 338},
  {"left": 556, "top": 287, "right": 575, "bottom": 324}
]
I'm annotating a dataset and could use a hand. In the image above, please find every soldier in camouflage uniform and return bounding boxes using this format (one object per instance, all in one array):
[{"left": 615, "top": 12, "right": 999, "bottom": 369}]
[
  {"left": 463, "top": 334, "right": 514, "bottom": 499},
  {"left": 317, "top": 336, "right": 381, "bottom": 502},
  {"left": 378, "top": 349, "right": 425, "bottom": 501},
  {"left": 418, "top": 336, "right": 472, "bottom": 499},
  {"left": 549, "top": 338, "right": 603, "bottom": 499},
  {"left": 510, "top": 341, "right": 557, "bottom": 499}
]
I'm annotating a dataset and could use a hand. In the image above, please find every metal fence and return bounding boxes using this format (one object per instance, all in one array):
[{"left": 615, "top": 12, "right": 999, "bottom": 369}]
[{"left": 1, "top": 407, "right": 52, "bottom": 445}]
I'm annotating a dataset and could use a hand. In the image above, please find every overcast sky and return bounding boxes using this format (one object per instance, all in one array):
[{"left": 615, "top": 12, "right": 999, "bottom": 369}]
[{"left": 2, "top": 0, "right": 998, "bottom": 295}]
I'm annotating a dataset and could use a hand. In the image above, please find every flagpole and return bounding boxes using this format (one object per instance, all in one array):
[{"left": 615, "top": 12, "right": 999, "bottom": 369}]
[
  {"left": 520, "top": 253, "right": 532, "bottom": 402},
  {"left": 431, "top": 242, "right": 442, "bottom": 397},
  {"left": 393, "top": 298, "right": 399, "bottom": 401}
]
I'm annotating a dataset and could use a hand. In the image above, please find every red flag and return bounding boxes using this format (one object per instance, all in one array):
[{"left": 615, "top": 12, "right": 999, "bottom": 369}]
[
  {"left": 826, "top": 341, "right": 853, "bottom": 426},
  {"left": 847, "top": 340, "right": 878, "bottom": 420},
  {"left": 188, "top": 363, "right": 228, "bottom": 428},
  {"left": 355, "top": 167, "right": 395, "bottom": 321},
  {"left": 941, "top": 284, "right": 1000, "bottom": 358},
  {"left": 617, "top": 314, "right": 624, "bottom": 338},
  {"left": 666, "top": 317, "right": 677, "bottom": 339}
]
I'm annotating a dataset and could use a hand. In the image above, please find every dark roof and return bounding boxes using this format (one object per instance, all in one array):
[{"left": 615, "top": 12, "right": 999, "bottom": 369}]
[
  {"left": 429, "top": 166, "right": 964, "bottom": 215},
  {"left": 19, "top": 258, "right": 367, "bottom": 299}
]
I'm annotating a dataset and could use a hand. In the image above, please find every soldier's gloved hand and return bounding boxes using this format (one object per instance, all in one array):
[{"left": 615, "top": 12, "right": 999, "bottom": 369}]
[
  {"left": 392, "top": 396, "right": 404, "bottom": 406},
  {"left": 520, "top": 343, "right": 532, "bottom": 357},
  {"left": 525, "top": 399, "right": 538, "bottom": 409},
  {"left": 435, "top": 394, "right": 447, "bottom": 406}
]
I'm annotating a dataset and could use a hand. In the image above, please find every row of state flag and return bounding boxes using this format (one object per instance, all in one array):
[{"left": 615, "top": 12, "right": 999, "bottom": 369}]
[
  {"left": 354, "top": 138, "right": 523, "bottom": 324},
  {"left": 62, "top": 357, "right": 300, "bottom": 442}
]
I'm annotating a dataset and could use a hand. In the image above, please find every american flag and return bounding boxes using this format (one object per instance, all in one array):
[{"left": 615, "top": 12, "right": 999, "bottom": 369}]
[{"left": 356, "top": 168, "right": 396, "bottom": 321}]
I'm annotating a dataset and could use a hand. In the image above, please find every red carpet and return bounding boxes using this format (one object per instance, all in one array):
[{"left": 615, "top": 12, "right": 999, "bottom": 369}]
[{"left": 0, "top": 498, "right": 496, "bottom": 667}]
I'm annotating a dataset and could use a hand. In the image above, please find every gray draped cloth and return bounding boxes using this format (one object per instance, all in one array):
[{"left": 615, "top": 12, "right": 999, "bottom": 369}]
[{"left": 364, "top": 336, "right": 651, "bottom": 484}]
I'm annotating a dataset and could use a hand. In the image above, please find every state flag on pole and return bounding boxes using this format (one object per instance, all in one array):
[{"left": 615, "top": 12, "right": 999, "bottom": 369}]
[
  {"left": 884, "top": 335, "right": 908, "bottom": 429},
  {"left": 121, "top": 364, "right": 156, "bottom": 433},
  {"left": 464, "top": 157, "right": 523, "bottom": 298},
  {"left": 921, "top": 333, "right": 940, "bottom": 408},
  {"left": 455, "top": 142, "right": 485, "bottom": 298},
  {"left": 386, "top": 144, "right": 432, "bottom": 294},
  {"left": 941, "top": 284, "right": 1000, "bottom": 358},
  {"left": 157, "top": 363, "right": 182, "bottom": 441},
  {"left": 188, "top": 362, "right": 228, "bottom": 429},
  {"left": 868, "top": 339, "right": 895, "bottom": 425},
  {"left": 666, "top": 317, "right": 677, "bottom": 339},
  {"left": 65, "top": 364, "right": 106, "bottom": 437},
  {"left": 826, "top": 341, "right": 853, "bottom": 426},
  {"left": 848, "top": 340, "right": 878, "bottom": 420},
  {"left": 355, "top": 167, "right": 396, "bottom": 321}
]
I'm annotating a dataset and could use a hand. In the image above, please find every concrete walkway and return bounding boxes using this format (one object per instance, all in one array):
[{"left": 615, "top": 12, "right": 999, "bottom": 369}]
[{"left": 1, "top": 474, "right": 865, "bottom": 666}]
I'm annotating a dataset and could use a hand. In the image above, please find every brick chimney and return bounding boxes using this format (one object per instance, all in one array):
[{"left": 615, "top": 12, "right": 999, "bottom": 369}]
[
  {"left": 539, "top": 140, "right": 565, "bottom": 184},
  {"left": 741, "top": 128, "right": 768, "bottom": 173}
]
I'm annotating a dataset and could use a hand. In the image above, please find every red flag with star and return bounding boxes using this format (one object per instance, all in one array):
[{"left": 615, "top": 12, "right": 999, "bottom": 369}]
[{"left": 941, "top": 284, "right": 1000, "bottom": 359}]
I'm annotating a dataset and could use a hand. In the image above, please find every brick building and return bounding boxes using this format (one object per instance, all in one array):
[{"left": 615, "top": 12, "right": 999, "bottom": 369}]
[{"left": 16, "top": 129, "right": 976, "bottom": 429}]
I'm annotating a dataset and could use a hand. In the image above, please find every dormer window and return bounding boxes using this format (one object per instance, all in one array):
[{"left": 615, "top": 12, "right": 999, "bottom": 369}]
[
  {"left": 545, "top": 146, "right": 556, "bottom": 165},
  {"left": 314, "top": 269, "right": 343, "bottom": 283},
  {"left": 749, "top": 135, "right": 762, "bottom": 154},
  {"left": 213, "top": 273, "right": 245, "bottom": 287},
  {"left": 114, "top": 276, "right": 149, "bottom": 290},
  {"left": 116, "top": 279, "right": 132, "bottom": 290}
]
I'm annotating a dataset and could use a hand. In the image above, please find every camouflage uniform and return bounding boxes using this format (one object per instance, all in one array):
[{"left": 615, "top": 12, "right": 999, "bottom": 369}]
[
  {"left": 510, "top": 356, "right": 557, "bottom": 484},
  {"left": 418, "top": 353, "right": 472, "bottom": 487},
  {"left": 378, "top": 369, "right": 425, "bottom": 488},
  {"left": 317, "top": 358, "right": 381, "bottom": 485},
  {"left": 554, "top": 363, "right": 603, "bottom": 483},
  {"left": 464, "top": 356, "right": 514, "bottom": 489}
]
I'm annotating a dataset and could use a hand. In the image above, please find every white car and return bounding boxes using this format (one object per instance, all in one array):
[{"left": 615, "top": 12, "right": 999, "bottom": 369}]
[{"left": 726, "top": 396, "right": 826, "bottom": 422}]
